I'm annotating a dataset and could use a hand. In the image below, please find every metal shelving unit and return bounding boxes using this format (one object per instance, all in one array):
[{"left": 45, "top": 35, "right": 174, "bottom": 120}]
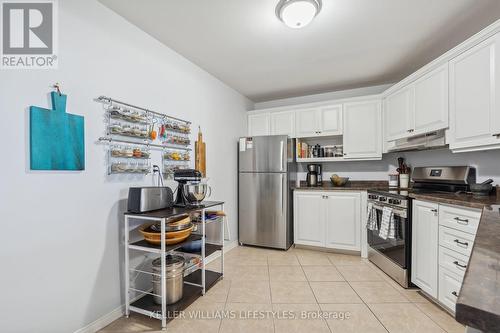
[{"left": 124, "top": 202, "right": 225, "bottom": 330}]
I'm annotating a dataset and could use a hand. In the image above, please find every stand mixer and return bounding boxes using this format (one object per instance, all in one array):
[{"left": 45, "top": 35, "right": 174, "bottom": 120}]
[{"left": 173, "top": 169, "right": 210, "bottom": 207}]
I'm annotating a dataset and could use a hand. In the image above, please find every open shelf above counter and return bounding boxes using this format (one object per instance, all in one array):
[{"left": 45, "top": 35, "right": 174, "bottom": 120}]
[{"left": 296, "top": 157, "right": 346, "bottom": 163}]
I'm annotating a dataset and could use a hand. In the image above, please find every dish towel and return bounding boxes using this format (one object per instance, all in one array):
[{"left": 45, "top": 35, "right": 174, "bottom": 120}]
[
  {"left": 366, "top": 203, "right": 378, "bottom": 231},
  {"left": 379, "top": 206, "right": 396, "bottom": 240}
]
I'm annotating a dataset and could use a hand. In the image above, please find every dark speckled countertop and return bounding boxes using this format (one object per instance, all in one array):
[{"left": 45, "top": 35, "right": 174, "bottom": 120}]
[
  {"left": 456, "top": 205, "right": 500, "bottom": 333},
  {"left": 409, "top": 192, "right": 500, "bottom": 209},
  {"left": 293, "top": 180, "right": 389, "bottom": 191}
]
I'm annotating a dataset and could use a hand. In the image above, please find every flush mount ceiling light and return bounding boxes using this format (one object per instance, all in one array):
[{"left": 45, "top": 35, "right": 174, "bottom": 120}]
[{"left": 276, "top": 0, "right": 322, "bottom": 29}]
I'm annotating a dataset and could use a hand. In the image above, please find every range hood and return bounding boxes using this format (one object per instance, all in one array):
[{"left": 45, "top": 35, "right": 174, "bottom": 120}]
[{"left": 388, "top": 130, "right": 448, "bottom": 153}]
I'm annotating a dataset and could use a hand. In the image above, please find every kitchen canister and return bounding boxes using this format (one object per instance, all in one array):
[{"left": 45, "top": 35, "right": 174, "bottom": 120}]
[
  {"left": 389, "top": 174, "right": 399, "bottom": 188},
  {"left": 152, "top": 254, "right": 185, "bottom": 305},
  {"left": 399, "top": 174, "right": 410, "bottom": 189}
]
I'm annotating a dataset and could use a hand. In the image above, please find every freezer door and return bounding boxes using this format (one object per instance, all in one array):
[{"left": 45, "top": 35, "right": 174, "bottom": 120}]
[
  {"left": 239, "top": 172, "right": 289, "bottom": 249},
  {"left": 239, "top": 135, "right": 288, "bottom": 173}
]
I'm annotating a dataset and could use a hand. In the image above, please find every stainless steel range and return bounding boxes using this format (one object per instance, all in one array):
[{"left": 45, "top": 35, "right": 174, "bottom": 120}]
[{"left": 367, "top": 166, "right": 476, "bottom": 288}]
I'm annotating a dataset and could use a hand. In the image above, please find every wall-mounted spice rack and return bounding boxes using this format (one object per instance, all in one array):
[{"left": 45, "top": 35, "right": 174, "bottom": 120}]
[{"left": 95, "top": 96, "right": 192, "bottom": 176}]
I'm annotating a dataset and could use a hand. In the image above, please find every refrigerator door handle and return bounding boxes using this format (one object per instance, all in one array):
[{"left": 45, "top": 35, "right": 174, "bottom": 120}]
[
  {"left": 280, "top": 140, "right": 284, "bottom": 171},
  {"left": 280, "top": 174, "right": 284, "bottom": 216}
]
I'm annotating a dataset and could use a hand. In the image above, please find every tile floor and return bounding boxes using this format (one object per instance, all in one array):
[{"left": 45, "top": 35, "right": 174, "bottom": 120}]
[{"left": 99, "top": 246, "right": 465, "bottom": 333}]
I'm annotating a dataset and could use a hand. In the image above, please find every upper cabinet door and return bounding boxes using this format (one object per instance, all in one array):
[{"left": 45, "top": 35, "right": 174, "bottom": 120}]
[
  {"left": 319, "top": 104, "right": 343, "bottom": 136},
  {"left": 343, "top": 100, "right": 382, "bottom": 159},
  {"left": 270, "top": 111, "right": 295, "bottom": 137},
  {"left": 413, "top": 64, "right": 449, "bottom": 135},
  {"left": 248, "top": 113, "right": 270, "bottom": 137},
  {"left": 449, "top": 32, "right": 500, "bottom": 151},
  {"left": 295, "top": 108, "right": 320, "bottom": 137},
  {"left": 385, "top": 86, "right": 414, "bottom": 141}
]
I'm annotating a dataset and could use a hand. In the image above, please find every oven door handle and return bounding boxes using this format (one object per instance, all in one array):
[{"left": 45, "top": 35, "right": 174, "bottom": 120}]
[{"left": 370, "top": 203, "right": 407, "bottom": 218}]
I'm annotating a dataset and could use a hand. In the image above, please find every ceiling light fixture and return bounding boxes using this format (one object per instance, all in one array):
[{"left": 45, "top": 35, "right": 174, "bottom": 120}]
[{"left": 276, "top": 0, "right": 322, "bottom": 29}]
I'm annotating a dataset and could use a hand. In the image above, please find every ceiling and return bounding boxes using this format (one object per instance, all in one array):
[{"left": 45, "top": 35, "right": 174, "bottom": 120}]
[{"left": 100, "top": 0, "right": 500, "bottom": 102}]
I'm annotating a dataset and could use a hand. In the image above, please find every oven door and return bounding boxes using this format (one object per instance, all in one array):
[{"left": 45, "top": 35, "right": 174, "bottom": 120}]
[{"left": 367, "top": 202, "right": 408, "bottom": 269}]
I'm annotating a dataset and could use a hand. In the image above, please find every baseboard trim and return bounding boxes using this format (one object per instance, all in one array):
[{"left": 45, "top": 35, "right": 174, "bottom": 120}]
[
  {"left": 73, "top": 305, "right": 124, "bottom": 333},
  {"left": 74, "top": 240, "right": 239, "bottom": 333}
]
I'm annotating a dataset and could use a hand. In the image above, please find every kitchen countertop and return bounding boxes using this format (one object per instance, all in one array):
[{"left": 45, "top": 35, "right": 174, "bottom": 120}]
[
  {"left": 455, "top": 204, "right": 500, "bottom": 333},
  {"left": 293, "top": 180, "right": 389, "bottom": 191},
  {"left": 409, "top": 192, "right": 500, "bottom": 209}
]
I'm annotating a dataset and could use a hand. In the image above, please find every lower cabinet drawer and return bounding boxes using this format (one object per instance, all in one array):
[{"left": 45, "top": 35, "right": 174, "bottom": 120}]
[
  {"left": 439, "top": 246, "right": 469, "bottom": 279},
  {"left": 439, "top": 226, "right": 475, "bottom": 257},
  {"left": 439, "top": 204, "right": 481, "bottom": 235},
  {"left": 438, "top": 267, "right": 463, "bottom": 313}
]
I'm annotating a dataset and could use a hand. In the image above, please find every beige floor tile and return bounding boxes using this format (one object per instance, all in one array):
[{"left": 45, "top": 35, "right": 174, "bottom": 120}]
[
  {"left": 98, "top": 314, "right": 159, "bottom": 332},
  {"left": 223, "top": 265, "right": 269, "bottom": 281},
  {"left": 400, "top": 289, "right": 430, "bottom": 303},
  {"left": 269, "top": 266, "right": 307, "bottom": 281},
  {"left": 273, "top": 303, "right": 330, "bottom": 333},
  {"left": 268, "top": 252, "right": 300, "bottom": 266},
  {"left": 336, "top": 263, "right": 385, "bottom": 281},
  {"left": 200, "top": 279, "right": 231, "bottom": 303},
  {"left": 220, "top": 303, "right": 274, "bottom": 333},
  {"left": 302, "top": 265, "right": 345, "bottom": 281},
  {"left": 415, "top": 302, "right": 465, "bottom": 333},
  {"left": 320, "top": 303, "right": 388, "bottom": 333},
  {"left": 369, "top": 303, "right": 445, "bottom": 333},
  {"left": 309, "top": 282, "right": 362, "bottom": 303},
  {"left": 226, "top": 254, "right": 269, "bottom": 266},
  {"left": 297, "top": 253, "right": 332, "bottom": 266},
  {"left": 270, "top": 281, "right": 317, "bottom": 303},
  {"left": 164, "top": 318, "right": 221, "bottom": 333},
  {"left": 349, "top": 281, "right": 410, "bottom": 303},
  {"left": 327, "top": 253, "right": 368, "bottom": 266},
  {"left": 227, "top": 280, "right": 271, "bottom": 303}
]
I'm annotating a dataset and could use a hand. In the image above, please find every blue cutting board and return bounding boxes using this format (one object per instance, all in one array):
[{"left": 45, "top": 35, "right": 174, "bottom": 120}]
[{"left": 30, "top": 92, "right": 85, "bottom": 170}]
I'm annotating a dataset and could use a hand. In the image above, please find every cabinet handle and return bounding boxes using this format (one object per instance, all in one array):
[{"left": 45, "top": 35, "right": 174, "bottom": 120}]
[
  {"left": 322, "top": 195, "right": 328, "bottom": 199},
  {"left": 453, "top": 261, "right": 467, "bottom": 269},
  {"left": 454, "top": 239, "right": 469, "bottom": 247},
  {"left": 454, "top": 217, "right": 469, "bottom": 225},
  {"left": 431, "top": 209, "right": 438, "bottom": 213},
  {"left": 492, "top": 133, "right": 500, "bottom": 137},
  {"left": 451, "top": 291, "right": 459, "bottom": 297}
]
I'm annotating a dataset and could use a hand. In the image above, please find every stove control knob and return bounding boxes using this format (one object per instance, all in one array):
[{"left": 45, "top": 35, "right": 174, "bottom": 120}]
[
  {"left": 379, "top": 197, "right": 387, "bottom": 202},
  {"left": 392, "top": 199, "right": 401, "bottom": 205}
]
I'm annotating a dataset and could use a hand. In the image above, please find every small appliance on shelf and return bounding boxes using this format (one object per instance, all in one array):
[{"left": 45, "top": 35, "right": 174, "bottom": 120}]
[
  {"left": 173, "top": 169, "right": 211, "bottom": 207},
  {"left": 306, "top": 164, "right": 322, "bottom": 186}
]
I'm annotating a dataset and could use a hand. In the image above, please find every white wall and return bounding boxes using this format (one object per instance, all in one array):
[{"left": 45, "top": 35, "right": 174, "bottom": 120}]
[
  {"left": 253, "top": 84, "right": 392, "bottom": 109},
  {"left": 0, "top": 1, "right": 251, "bottom": 332},
  {"left": 297, "top": 149, "right": 500, "bottom": 185}
]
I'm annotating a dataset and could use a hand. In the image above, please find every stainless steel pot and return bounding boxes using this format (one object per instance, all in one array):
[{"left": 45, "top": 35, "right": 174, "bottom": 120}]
[
  {"left": 182, "top": 182, "right": 211, "bottom": 206},
  {"left": 152, "top": 255, "right": 185, "bottom": 305}
]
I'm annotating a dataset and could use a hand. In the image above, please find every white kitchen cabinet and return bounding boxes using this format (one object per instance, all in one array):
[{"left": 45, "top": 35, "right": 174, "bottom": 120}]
[
  {"left": 248, "top": 113, "right": 270, "bottom": 137},
  {"left": 449, "top": 32, "right": 500, "bottom": 152},
  {"left": 438, "top": 268, "right": 463, "bottom": 312},
  {"left": 270, "top": 111, "right": 295, "bottom": 137},
  {"left": 385, "top": 64, "right": 449, "bottom": 142},
  {"left": 413, "top": 64, "right": 449, "bottom": 135},
  {"left": 294, "top": 191, "right": 361, "bottom": 251},
  {"left": 412, "top": 200, "right": 439, "bottom": 298},
  {"left": 319, "top": 105, "right": 343, "bottom": 136},
  {"left": 385, "top": 86, "right": 414, "bottom": 141},
  {"left": 324, "top": 192, "right": 361, "bottom": 251},
  {"left": 293, "top": 192, "right": 325, "bottom": 247},
  {"left": 343, "top": 100, "right": 382, "bottom": 159},
  {"left": 295, "top": 104, "right": 342, "bottom": 138}
]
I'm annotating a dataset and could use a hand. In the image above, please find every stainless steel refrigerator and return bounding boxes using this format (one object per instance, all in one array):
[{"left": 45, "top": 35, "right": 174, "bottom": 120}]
[{"left": 238, "top": 135, "right": 295, "bottom": 250}]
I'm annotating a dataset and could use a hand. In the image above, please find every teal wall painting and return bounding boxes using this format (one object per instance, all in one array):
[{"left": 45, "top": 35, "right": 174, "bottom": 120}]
[{"left": 30, "top": 92, "right": 85, "bottom": 170}]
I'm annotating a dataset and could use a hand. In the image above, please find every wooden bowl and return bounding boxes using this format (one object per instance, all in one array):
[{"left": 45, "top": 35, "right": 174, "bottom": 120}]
[{"left": 139, "top": 223, "right": 194, "bottom": 245}]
